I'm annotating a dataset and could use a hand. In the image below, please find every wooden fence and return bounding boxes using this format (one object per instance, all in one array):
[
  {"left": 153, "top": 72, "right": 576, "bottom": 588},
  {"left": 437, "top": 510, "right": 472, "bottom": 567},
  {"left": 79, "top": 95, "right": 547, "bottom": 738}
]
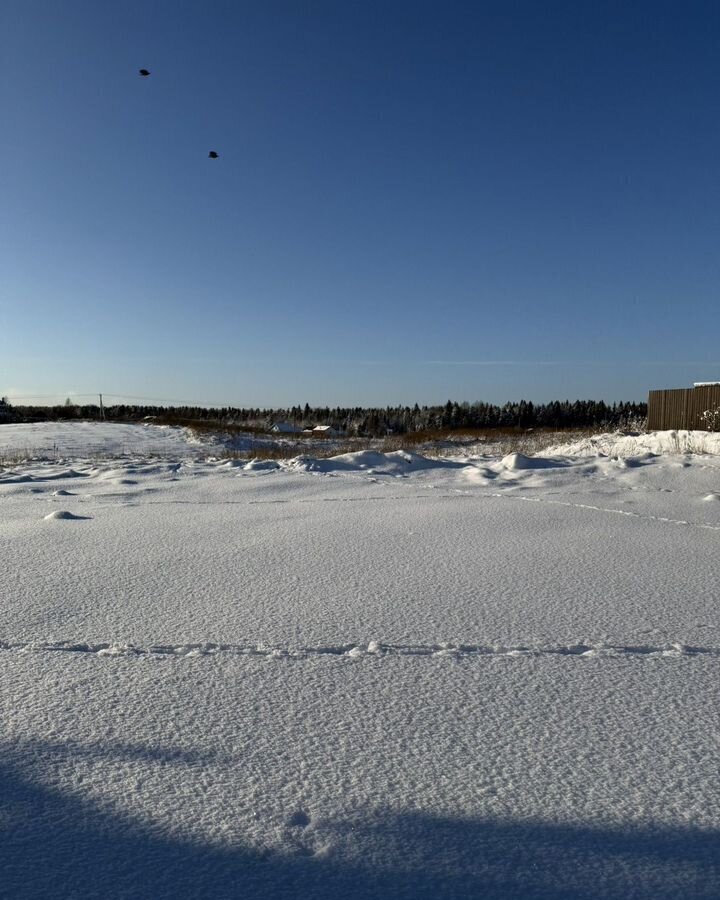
[{"left": 647, "top": 385, "right": 720, "bottom": 430}]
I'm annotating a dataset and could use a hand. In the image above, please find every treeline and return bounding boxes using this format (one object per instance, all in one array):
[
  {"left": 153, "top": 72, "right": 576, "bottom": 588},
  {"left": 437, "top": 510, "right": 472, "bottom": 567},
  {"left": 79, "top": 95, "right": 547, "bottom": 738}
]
[{"left": 1, "top": 397, "right": 647, "bottom": 435}]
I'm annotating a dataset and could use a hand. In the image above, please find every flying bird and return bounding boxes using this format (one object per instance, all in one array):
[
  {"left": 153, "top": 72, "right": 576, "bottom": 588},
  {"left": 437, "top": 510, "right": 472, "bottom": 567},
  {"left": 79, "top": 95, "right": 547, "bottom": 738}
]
[
  {"left": 208, "top": 151, "right": 219, "bottom": 159},
  {"left": 138, "top": 68, "right": 150, "bottom": 77}
]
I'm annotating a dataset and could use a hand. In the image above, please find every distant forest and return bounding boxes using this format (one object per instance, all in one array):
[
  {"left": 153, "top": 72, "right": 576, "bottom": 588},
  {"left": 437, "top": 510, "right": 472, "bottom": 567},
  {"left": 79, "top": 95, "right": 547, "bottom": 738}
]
[{"left": 1, "top": 397, "right": 647, "bottom": 436}]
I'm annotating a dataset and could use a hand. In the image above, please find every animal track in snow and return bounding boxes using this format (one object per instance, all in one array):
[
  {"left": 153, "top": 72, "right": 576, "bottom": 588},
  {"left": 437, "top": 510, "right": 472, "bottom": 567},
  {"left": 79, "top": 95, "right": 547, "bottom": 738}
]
[
  {"left": 287, "top": 809, "right": 311, "bottom": 828},
  {"left": 137, "top": 489, "right": 720, "bottom": 532},
  {"left": 0, "top": 639, "right": 716, "bottom": 660},
  {"left": 455, "top": 490, "right": 720, "bottom": 532}
]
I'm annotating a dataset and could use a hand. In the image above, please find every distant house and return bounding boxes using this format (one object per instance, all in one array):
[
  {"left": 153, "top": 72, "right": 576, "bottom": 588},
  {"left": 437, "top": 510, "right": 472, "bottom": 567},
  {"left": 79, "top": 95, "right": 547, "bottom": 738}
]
[
  {"left": 312, "top": 425, "right": 342, "bottom": 437},
  {"left": 270, "top": 422, "right": 301, "bottom": 434},
  {"left": 648, "top": 383, "right": 720, "bottom": 430}
]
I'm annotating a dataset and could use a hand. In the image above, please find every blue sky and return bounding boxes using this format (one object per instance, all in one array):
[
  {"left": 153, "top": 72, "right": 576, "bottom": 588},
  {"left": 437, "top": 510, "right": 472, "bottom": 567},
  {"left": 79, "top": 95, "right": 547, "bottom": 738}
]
[{"left": 2, "top": 0, "right": 720, "bottom": 407}]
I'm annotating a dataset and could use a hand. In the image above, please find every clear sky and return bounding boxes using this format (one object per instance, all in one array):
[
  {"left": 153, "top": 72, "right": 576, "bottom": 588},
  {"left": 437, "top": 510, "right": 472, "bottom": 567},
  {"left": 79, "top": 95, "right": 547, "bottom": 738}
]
[{"left": 2, "top": 0, "right": 720, "bottom": 408}]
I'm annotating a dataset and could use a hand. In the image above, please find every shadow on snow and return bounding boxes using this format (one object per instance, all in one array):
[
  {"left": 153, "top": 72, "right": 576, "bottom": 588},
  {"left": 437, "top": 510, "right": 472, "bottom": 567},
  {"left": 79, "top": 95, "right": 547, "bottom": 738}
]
[{"left": 3, "top": 738, "right": 719, "bottom": 899}]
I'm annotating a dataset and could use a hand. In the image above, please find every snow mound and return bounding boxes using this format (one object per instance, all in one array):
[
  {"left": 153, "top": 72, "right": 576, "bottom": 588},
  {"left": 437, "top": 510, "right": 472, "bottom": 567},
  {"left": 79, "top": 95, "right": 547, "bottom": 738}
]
[
  {"left": 43, "top": 510, "right": 90, "bottom": 521},
  {"left": 286, "top": 450, "right": 466, "bottom": 476},
  {"left": 502, "top": 453, "right": 567, "bottom": 471},
  {"left": 0, "top": 468, "right": 86, "bottom": 484},
  {"left": 545, "top": 430, "right": 720, "bottom": 458},
  {"left": 243, "top": 459, "right": 282, "bottom": 472}
]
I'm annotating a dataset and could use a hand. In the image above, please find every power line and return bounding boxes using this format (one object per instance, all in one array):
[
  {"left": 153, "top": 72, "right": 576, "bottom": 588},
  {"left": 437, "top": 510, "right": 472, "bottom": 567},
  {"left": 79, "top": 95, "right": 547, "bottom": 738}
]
[
  {"left": 4, "top": 393, "right": 98, "bottom": 400},
  {"left": 4, "top": 392, "right": 220, "bottom": 406},
  {"left": 101, "top": 393, "right": 214, "bottom": 405}
]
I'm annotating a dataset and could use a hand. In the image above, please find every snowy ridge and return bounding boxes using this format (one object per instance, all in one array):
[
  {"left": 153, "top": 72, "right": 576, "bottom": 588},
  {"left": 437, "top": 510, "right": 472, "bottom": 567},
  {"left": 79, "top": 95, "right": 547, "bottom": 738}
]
[
  {"left": 544, "top": 429, "right": 720, "bottom": 457},
  {"left": 0, "top": 639, "right": 713, "bottom": 659}
]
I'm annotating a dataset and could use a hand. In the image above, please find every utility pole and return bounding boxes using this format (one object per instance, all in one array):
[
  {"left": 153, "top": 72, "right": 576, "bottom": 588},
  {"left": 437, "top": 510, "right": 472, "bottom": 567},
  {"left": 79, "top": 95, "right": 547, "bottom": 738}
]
[{"left": 99, "top": 393, "right": 105, "bottom": 421}]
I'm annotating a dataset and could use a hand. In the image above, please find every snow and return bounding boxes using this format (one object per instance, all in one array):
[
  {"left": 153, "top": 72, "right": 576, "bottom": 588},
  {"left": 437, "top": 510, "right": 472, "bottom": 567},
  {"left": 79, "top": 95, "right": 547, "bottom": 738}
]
[
  {"left": 544, "top": 428, "right": 720, "bottom": 457},
  {"left": 42, "top": 509, "right": 90, "bottom": 521},
  {"left": 500, "top": 451, "right": 568, "bottom": 470},
  {"left": 2, "top": 422, "right": 720, "bottom": 897},
  {"left": 0, "top": 420, "right": 203, "bottom": 460},
  {"left": 285, "top": 448, "right": 468, "bottom": 476}
]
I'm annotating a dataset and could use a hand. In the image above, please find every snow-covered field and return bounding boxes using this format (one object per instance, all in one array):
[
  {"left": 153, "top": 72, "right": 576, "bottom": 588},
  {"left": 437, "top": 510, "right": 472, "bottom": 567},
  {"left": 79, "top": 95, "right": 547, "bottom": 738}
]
[
  {"left": 2, "top": 423, "right": 720, "bottom": 898},
  {"left": 0, "top": 420, "right": 210, "bottom": 461}
]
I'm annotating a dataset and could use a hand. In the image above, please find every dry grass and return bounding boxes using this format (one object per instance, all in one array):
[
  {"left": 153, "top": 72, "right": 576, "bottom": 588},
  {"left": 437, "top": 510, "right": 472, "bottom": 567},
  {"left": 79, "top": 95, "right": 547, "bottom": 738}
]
[
  {"left": 0, "top": 446, "right": 62, "bottom": 466},
  {"left": 0, "top": 453, "right": 28, "bottom": 467},
  {"left": 214, "top": 428, "right": 601, "bottom": 462},
  {"left": 220, "top": 441, "right": 365, "bottom": 462},
  {"left": 0, "top": 425, "right": 608, "bottom": 469},
  {"left": 156, "top": 417, "right": 271, "bottom": 438},
  {"left": 378, "top": 428, "right": 597, "bottom": 457},
  {"left": 160, "top": 416, "right": 611, "bottom": 460}
]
